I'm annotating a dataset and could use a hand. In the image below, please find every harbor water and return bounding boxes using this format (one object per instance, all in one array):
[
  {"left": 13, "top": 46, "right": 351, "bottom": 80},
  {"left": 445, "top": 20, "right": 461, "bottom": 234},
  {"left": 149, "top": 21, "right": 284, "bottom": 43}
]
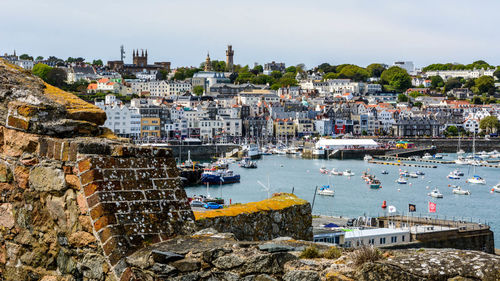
[{"left": 185, "top": 154, "right": 500, "bottom": 246}]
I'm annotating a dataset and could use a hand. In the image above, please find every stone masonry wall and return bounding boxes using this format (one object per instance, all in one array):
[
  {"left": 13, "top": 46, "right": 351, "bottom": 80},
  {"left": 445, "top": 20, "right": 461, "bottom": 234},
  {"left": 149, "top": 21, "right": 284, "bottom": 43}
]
[
  {"left": 0, "top": 125, "right": 195, "bottom": 280},
  {"left": 194, "top": 194, "right": 313, "bottom": 241}
]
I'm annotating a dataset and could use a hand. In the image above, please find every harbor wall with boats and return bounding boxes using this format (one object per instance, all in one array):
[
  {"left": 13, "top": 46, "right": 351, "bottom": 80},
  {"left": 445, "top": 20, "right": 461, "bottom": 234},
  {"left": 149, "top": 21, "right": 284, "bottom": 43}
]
[{"left": 384, "top": 138, "right": 500, "bottom": 153}]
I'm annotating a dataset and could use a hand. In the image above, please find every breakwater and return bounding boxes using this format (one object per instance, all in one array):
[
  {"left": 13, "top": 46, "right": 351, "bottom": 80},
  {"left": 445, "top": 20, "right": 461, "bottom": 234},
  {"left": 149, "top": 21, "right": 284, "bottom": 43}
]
[{"left": 383, "top": 138, "right": 500, "bottom": 153}]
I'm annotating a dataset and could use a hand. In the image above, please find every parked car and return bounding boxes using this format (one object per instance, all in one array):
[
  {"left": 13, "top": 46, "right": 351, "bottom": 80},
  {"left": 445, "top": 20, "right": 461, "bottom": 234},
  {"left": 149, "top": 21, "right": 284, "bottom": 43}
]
[
  {"left": 190, "top": 200, "right": 204, "bottom": 207},
  {"left": 204, "top": 202, "right": 223, "bottom": 209}
]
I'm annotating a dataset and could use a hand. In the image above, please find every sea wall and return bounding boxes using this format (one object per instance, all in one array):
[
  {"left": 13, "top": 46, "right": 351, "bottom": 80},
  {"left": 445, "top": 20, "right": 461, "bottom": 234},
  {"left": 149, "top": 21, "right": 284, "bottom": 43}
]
[
  {"left": 0, "top": 126, "right": 196, "bottom": 280},
  {"left": 193, "top": 194, "right": 313, "bottom": 241},
  {"left": 384, "top": 138, "right": 500, "bottom": 153},
  {"left": 167, "top": 144, "right": 240, "bottom": 161}
]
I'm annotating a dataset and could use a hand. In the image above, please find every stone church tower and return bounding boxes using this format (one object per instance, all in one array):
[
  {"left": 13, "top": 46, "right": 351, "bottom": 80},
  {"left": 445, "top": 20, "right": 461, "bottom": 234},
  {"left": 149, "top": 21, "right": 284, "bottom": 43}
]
[
  {"left": 204, "top": 52, "right": 212, "bottom": 71},
  {"left": 133, "top": 49, "right": 148, "bottom": 67},
  {"left": 226, "top": 45, "right": 234, "bottom": 72}
]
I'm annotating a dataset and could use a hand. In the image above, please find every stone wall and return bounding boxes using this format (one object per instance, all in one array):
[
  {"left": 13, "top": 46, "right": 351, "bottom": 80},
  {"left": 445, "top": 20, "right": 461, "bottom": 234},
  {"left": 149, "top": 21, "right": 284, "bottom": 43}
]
[
  {"left": 0, "top": 125, "right": 196, "bottom": 280},
  {"left": 124, "top": 229, "right": 500, "bottom": 280},
  {"left": 194, "top": 194, "right": 313, "bottom": 241}
]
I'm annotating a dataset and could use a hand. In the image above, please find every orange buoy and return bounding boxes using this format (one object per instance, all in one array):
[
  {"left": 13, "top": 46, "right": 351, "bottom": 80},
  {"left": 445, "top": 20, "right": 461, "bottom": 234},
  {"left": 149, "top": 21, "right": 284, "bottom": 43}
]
[{"left": 381, "top": 200, "right": 387, "bottom": 209}]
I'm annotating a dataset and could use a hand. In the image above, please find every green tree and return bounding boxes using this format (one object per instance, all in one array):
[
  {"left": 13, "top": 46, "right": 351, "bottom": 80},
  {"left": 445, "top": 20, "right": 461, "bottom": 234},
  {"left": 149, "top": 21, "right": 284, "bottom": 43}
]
[
  {"left": 235, "top": 72, "right": 255, "bottom": 83},
  {"left": 397, "top": 93, "right": 408, "bottom": 102},
  {"left": 336, "top": 65, "right": 369, "bottom": 82},
  {"left": 92, "top": 59, "right": 103, "bottom": 66},
  {"left": 251, "top": 74, "right": 274, "bottom": 85},
  {"left": 494, "top": 67, "right": 500, "bottom": 80},
  {"left": 471, "top": 96, "right": 483, "bottom": 104},
  {"left": 32, "top": 63, "right": 53, "bottom": 80},
  {"left": 159, "top": 69, "right": 169, "bottom": 80},
  {"left": 413, "top": 101, "right": 423, "bottom": 108},
  {"left": 270, "top": 71, "right": 282, "bottom": 80},
  {"left": 252, "top": 65, "right": 263, "bottom": 73},
  {"left": 317, "top": 63, "right": 336, "bottom": 73},
  {"left": 474, "top": 76, "right": 495, "bottom": 95},
  {"left": 323, "top": 72, "right": 338, "bottom": 80},
  {"left": 380, "top": 66, "right": 411, "bottom": 92},
  {"left": 45, "top": 68, "right": 67, "bottom": 87},
  {"left": 444, "top": 77, "right": 462, "bottom": 91},
  {"left": 446, "top": 125, "right": 459, "bottom": 136},
  {"left": 193, "top": 85, "right": 204, "bottom": 96},
  {"left": 430, "top": 76, "right": 444, "bottom": 88},
  {"left": 35, "top": 56, "right": 44, "bottom": 61},
  {"left": 479, "top": 116, "right": 500, "bottom": 133},
  {"left": 366, "top": 63, "right": 386, "bottom": 78},
  {"left": 286, "top": 66, "right": 296, "bottom": 73},
  {"left": 19, "top": 54, "right": 33, "bottom": 60}
]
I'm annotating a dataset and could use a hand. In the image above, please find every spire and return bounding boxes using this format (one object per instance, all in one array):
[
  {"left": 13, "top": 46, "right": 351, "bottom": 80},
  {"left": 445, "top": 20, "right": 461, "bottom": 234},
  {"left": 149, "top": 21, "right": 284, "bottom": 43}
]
[
  {"left": 141, "top": 49, "right": 144, "bottom": 56},
  {"left": 145, "top": 49, "right": 148, "bottom": 57},
  {"left": 13, "top": 50, "right": 16, "bottom": 56}
]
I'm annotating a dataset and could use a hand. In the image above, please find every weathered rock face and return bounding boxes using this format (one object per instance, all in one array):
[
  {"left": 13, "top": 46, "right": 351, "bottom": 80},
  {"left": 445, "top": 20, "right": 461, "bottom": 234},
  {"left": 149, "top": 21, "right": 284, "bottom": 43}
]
[
  {"left": 124, "top": 230, "right": 500, "bottom": 281},
  {"left": 0, "top": 125, "right": 196, "bottom": 280},
  {"left": 194, "top": 194, "right": 313, "bottom": 241},
  {"left": 0, "top": 59, "right": 106, "bottom": 137}
]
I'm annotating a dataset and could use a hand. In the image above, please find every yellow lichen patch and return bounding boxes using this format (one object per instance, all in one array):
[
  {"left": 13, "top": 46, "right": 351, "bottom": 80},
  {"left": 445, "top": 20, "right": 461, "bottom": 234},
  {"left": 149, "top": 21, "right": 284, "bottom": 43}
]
[
  {"left": 43, "top": 83, "right": 106, "bottom": 125},
  {"left": 194, "top": 193, "right": 308, "bottom": 220},
  {"left": 98, "top": 127, "right": 118, "bottom": 140}
]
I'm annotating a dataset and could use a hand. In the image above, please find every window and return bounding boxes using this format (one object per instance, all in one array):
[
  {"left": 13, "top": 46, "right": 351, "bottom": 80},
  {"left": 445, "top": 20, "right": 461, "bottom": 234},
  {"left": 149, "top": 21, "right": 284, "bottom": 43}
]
[
  {"left": 369, "top": 239, "right": 375, "bottom": 245},
  {"left": 391, "top": 236, "right": 397, "bottom": 243},
  {"left": 402, "top": 235, "right": 405, "bottom": 242},
  {"left": 379, "top": 237, "right": 386, "bottom": 244}
]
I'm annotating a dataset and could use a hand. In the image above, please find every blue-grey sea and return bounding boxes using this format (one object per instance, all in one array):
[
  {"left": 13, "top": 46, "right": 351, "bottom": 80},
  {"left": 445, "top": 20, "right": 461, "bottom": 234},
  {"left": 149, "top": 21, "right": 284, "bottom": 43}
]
[{"left": 185, "top": 154, "right": 500, "bottom": 246}]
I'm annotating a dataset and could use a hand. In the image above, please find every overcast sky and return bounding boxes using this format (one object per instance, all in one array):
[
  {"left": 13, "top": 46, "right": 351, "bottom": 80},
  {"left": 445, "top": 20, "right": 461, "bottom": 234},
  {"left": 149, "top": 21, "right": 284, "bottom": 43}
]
[{"left": 2, "top": 0, "right": 499, "bottom": 69}]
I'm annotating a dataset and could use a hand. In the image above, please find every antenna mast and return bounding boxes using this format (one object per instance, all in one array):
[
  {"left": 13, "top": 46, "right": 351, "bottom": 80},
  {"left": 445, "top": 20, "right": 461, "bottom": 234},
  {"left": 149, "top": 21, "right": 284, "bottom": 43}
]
[{"left": 120, "top": 45, "right": 126, "bottom": 62}]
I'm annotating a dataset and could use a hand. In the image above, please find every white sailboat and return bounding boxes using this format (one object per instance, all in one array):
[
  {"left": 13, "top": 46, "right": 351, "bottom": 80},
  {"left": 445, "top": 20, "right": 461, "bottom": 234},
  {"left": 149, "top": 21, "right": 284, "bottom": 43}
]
[{"left": 467, "top": 131, "right": 486, "bottom": 185}]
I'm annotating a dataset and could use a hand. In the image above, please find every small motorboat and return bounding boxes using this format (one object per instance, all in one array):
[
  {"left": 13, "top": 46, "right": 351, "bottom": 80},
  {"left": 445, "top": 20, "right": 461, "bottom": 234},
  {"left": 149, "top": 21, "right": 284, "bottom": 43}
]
[
  {"left": 381, "top": 170, "right": 389, "bottom": 175},
  {"left": 369, "top": 179, "right": 382, "bottom": 189},
  {"left": 492, "top": 183, "right": 500, "bottom": 193},
  {"left": 399, "top": 171, "right": 410, "bottom": 177},
  {"left": 409, "top": 172, "right": 419, "bottom": 178},
  {"left": 239, "top": 157, "right": 257, "bottom": 168},
  {"left": 455, "top": 157, "right": 468, "bottom": 165},
  {"left": 319, "top": 167, "right": 329, "bottom": 174},
  {"left": 331, "top": 168, "right": 343, "bottom": 176},
  {"left": 433, "top": 154, "right": 444, "bottom": 159},
  {"left": 452, "top": 186, "right": 471, "bottom": 195},
  {"left": 467, "top": 175, "right": 486, "bottom": 185},
  {"left": 428, "top": 188, "right": 443, "bottom": 198},
  {"left": 416, "top": 171, "right": 425, "bottom": 176},
  {"left": 447, "top": 171, "right": 460, "bottom": 180},
  {"left": 395, "top": 177, "right": 407, "bottom": 184},
  {"left": 452, "top": 169, "right": 464, "bottom": 176},
  {"left": 343, "top": 169, "right": 355, "bottom": 177},
  {"left": 363, "top": 155, "right": 373, "bottom": 162},
  {"left": 422, "top": 153, "right": 433, "bottom": 160},
  {"left": 317, "top": 185, "right": 335, "bottom": 196}
]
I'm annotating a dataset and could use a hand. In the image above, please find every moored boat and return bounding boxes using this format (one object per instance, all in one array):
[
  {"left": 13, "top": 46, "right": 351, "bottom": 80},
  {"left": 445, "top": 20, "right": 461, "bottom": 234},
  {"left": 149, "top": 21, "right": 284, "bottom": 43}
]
[
  {"left": 395, "top": 177, "right": 407, "bottom": 184},
  {"left": 452, "top": 186, "right": 471, "bottom": 195},
  {"left": 331, "top": 168, "right": 343, "bottom": 176},
  {"left": 428, "top": 188, "right": 443, "bottom": 198},
  {"left": 317, "top": 185, "right": 335, "bottom": 196},
  {"left": 343, "top": 169, "right": 355, "bottom": 176},
  {"left": 319, "top": 167, "right": 329, "bottom": 174},
  {"left": 201, "top": 169, "right": 240, "bottom": 184},
  {"left": 467, "top": 175, "right": 486, "bottom": 185}
]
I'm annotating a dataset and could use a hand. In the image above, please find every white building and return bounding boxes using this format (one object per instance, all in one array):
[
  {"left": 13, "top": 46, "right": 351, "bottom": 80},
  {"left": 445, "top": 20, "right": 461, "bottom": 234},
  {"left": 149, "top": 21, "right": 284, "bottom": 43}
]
[
  {"left": 463, "top": 118, "right": 480, "bottom": 133},
  {"left": 393, "top": 61, "right": 414, "bottom": 73},
  {"left": 15, "top": 60, "right": 34, "bottom": 70},
  {"left": 425, "top": 69, "right": 494, "bottom": 81},
  {"left": 315, "top": 138, "right": 379, "bottom": 150},
  {"left": 344, "top": 228, "right": 410, "bottom": 248},
  {"left": 218, "top": 116, "right": 242, "bottom": 137},
  {"left": 96, "top": 96, "right": 141, "bottom": 138}
]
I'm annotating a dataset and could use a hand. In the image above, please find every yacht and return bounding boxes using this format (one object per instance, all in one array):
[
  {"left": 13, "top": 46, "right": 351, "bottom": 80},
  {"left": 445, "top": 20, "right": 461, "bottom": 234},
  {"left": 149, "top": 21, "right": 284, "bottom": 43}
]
[
  {"left": 467, "top": 175, "right": 486, "bottom": 185},
  {"left": 455, "top": 157, "right": 468, "bottom": 165},
  {"left": 244, "top": 144, "right": 261, "bottom": 159},
  {"left": 452, "top": 186, "right": 471, "bottom": 195},
  {"left": 317, "top": 185, "right": 335, "bottom": 196},
  {"left": 319, "top": 167, "right": 329, "bottom": 174},
  {"left": 433, "top": 154, "right": 444, "bottom": 159},
  {"left": 422, "top": 153, "right": 433, "bottom": 160},
  {"left": 428, "top": 188, "right": 443, "bottom": 198},
  {"left": 331, "top": 168, "right": 343, "bottom": 176},
  {"left": 399, "top": 171, "right": 410, "bottom": 177},
  {"left": 452, "top": 169, "right": 464, "bottom": 176},
  {"left": 343, "top": 169, "right": 355, "bottom": 176},
  {"left": 395, "top": 177, "right": 407, "bottom": 184},
  {"left": 409, "top": 172, "right": 419, "bottom": 178},
  {"left": 416, "top": 171, "right": 425, "bottom": 176},
  {"left": 492, "top": 183, "right": 500, "bottom": 193},
  {"left": 381, "top": 170, "right": 389, "bottom": 175},
  {"left": 447, "top": 171, "right": 461, "bottom": 180},
  {"left": 363, "top": 155, "right": 373, "bottom": 162}
]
